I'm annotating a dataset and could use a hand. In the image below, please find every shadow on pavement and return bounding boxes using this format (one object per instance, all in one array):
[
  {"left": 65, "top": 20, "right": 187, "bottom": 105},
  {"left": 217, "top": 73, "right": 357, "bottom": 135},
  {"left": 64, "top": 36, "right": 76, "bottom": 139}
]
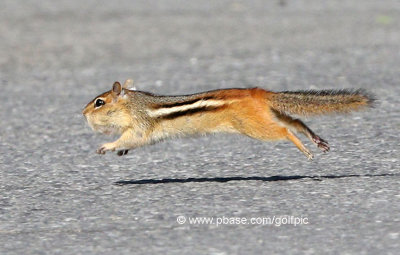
[{"left": 115, "top": 173, "right": 399, "bottom": 185}]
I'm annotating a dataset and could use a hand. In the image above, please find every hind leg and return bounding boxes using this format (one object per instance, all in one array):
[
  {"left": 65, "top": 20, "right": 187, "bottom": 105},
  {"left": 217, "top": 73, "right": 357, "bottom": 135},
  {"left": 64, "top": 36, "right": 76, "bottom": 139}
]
[
  {"left": 272, "top": 110, "right": 330, "bottom": 152},
  {"left": 284, "top": 129, "right": 314, "bottom": 160},
  {"left": 288, "top": 119, "right": 330, "bottom": 152},
  {"left": 235, "top": 119, "right": 314, "bottom": 160}
]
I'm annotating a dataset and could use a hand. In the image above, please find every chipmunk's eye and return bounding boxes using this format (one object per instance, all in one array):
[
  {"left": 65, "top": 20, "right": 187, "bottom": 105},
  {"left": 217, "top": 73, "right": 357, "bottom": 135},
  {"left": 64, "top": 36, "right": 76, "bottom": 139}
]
[{"left": 95, "top": 99, "right": 105, "bottom": 108}]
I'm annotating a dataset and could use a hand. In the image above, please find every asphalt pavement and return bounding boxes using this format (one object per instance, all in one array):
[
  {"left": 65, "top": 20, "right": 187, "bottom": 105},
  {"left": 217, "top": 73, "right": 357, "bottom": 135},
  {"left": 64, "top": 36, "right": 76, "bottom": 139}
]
[{"left": 1, "top": 0, "right": 399, "bottom": 254}]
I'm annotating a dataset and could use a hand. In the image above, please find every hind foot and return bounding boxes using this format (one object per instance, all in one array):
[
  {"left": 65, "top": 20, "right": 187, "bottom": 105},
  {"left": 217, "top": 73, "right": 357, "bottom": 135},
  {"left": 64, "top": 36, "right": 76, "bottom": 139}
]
[
  {"left": 312, "top": 135, "right": 330, "bottom": 153},
  {"left": 304, "top": 149, "right": 314, "bottom": 161}
]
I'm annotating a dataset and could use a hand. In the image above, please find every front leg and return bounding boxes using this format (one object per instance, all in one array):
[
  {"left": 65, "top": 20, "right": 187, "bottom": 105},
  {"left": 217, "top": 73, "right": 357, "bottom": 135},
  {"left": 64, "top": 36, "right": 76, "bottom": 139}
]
[{"left": 96, "top": 129, "right": 148, "bottom": 155}]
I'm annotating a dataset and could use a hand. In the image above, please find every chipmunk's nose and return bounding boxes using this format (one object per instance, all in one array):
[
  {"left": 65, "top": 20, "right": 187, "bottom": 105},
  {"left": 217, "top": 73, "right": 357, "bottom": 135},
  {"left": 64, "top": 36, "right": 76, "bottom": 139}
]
[{"left": 82, "top": 107, "right": 88, "bottom": 116}]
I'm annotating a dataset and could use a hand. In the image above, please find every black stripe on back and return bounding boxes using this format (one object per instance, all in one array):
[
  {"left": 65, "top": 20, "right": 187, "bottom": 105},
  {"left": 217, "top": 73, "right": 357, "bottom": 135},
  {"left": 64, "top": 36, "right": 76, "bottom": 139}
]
[
  {"left": 151, "top": 96, "right": 215, "bottom": 109},
  {"left": 157, "top": 105, "right": 224, "bottom": 120}
]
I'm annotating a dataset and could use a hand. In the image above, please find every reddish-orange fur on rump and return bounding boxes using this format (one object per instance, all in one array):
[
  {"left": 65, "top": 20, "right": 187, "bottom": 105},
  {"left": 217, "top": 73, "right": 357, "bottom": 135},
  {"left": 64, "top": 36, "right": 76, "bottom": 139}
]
[{"left": 83, "top": 81, "right": 373, "bottom": 160}]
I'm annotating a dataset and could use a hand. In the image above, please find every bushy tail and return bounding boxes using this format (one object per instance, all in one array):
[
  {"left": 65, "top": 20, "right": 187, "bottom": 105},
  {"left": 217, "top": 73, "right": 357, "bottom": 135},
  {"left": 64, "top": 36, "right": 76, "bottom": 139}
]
[{"left": 268, "top": 89, "right": 375, "bottom": 116}]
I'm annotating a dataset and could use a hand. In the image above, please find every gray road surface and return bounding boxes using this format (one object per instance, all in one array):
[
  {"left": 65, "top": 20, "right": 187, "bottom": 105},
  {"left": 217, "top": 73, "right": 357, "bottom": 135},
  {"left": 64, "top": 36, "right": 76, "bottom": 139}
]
[{"left": 1, "top": 0, "right": 399, "bottom": 254}]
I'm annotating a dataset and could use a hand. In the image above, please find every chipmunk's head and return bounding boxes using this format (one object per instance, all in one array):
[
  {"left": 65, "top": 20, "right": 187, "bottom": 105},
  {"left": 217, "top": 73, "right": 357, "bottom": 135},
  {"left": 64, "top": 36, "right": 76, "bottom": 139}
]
[{"left": 82, "top": 80, "right": 134, "bottom": 135}]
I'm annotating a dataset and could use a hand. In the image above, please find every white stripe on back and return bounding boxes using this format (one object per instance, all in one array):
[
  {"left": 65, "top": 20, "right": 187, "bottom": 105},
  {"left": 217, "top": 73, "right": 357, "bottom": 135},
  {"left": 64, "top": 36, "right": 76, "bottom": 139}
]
[{"left": 146, "top": 99, "right": 226, "bottom": 118}]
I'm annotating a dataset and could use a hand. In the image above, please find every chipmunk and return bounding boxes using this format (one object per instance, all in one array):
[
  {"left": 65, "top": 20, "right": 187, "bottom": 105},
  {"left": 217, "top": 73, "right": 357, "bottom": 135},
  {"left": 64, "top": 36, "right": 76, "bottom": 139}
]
[{"left": 82, "top": 79, "right": 374, "bottom": 160}]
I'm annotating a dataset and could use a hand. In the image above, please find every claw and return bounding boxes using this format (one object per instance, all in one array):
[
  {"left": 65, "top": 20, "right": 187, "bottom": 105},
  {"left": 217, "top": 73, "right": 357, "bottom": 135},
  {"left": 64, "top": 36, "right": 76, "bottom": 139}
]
[
  {"left": 96, "top": 147, "right": 106, "bottom": 154},
  {"left": 306, "top": 151, "right": 314, "bottom": 161},
  {"left": 312, "top": 135, "right": 330, "bottom": 153},
  {"left": 96, "top": 143, "right": 116, "bottom": 155}
]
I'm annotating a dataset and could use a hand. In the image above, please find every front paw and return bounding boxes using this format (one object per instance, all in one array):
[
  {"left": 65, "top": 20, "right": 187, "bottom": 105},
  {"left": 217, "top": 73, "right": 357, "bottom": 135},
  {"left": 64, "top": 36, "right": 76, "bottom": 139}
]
[
  {"left": 96, "top": 143, "right": 116, "bottom": 154},
  {"left": 117, "top": 150, "right": 129, "bottom": 156}
]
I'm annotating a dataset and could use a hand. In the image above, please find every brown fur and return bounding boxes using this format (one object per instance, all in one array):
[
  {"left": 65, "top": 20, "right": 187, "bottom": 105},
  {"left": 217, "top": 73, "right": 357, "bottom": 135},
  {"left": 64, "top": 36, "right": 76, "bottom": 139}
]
[
  {"left": 82, "top": 81, "right": 374, "bottom": 159},
  {"left": 268, "top": 89, "right": 374, "bottom": 116}
]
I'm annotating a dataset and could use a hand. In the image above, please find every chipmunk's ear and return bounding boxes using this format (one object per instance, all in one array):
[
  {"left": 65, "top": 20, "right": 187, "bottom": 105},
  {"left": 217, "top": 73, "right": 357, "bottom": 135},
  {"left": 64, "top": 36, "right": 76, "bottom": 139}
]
[
  {"left": 112, "top": 81, "right": 122, "bottom": 96},
  {"left": 122, "top": 79, "right": 135, "bottom": 90}
]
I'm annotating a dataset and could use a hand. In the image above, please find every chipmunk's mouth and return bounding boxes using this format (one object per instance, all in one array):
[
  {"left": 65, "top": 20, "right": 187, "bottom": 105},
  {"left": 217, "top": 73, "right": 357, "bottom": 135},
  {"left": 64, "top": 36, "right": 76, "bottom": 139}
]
[{"left": 83, "top": 114, "right": 121, "bottom": 135}]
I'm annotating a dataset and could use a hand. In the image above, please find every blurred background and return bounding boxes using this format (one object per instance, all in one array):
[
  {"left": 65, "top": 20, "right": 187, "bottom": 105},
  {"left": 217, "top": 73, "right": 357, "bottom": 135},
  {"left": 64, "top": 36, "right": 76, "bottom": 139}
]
[
  {"left": 2, "top": 0, "right": 400, "bottom": 93},
  {"left": 1, "top": 0, "right": 399, "bottom": 254}
]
